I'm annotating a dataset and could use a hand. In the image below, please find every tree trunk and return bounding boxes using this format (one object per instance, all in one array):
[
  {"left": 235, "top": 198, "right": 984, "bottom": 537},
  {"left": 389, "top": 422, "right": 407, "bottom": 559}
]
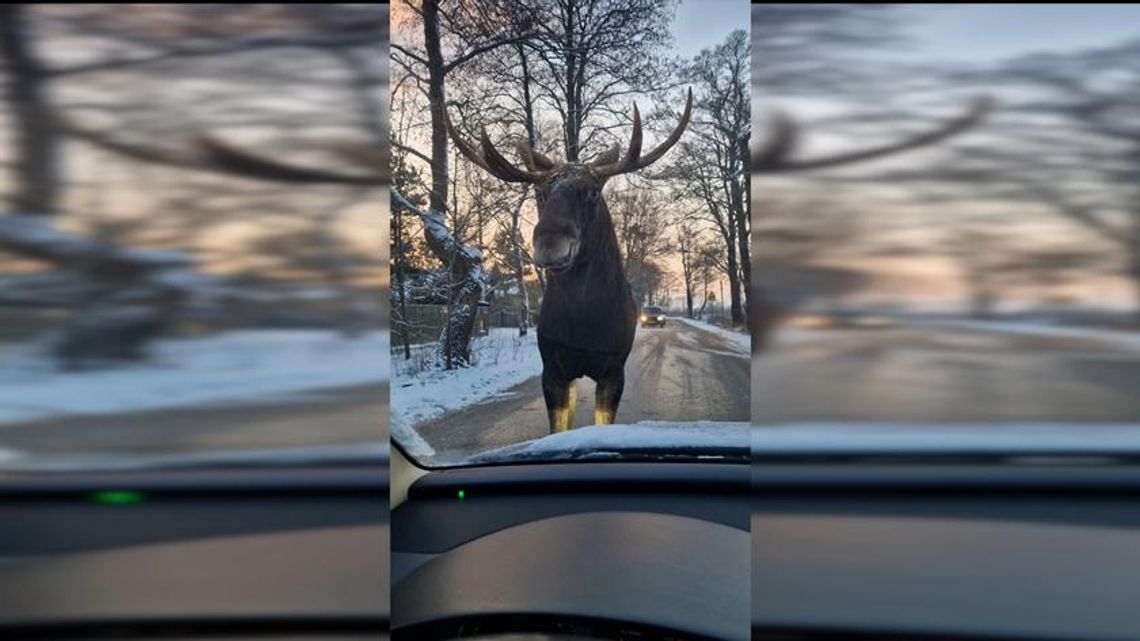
[
  {"left": 393, "top": 203, "right": 411, "bottom": 360},
  {"left": 423, "top": 0, "right": 480, "bottom": 368},
  {"left": 730, "top": 141, "right": 750, "bottom": 324},
  {"left": 562, "top": 1, "right": 580, "bottom": 161},
  {"left": 726, "top": 251, "right": 743, "bottom": 326},
  {"left": 0, "top": 5, "right": 57, "bottom": 214},
  {"left": 750, "top": 283, "right": 774, "bottom": 353}
]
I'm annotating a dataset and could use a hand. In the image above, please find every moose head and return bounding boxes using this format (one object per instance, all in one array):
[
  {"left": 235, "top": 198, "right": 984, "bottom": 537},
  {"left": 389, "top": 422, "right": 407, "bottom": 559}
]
[{"left": 446, "top": 89, "right": 693, "bottom": 274}]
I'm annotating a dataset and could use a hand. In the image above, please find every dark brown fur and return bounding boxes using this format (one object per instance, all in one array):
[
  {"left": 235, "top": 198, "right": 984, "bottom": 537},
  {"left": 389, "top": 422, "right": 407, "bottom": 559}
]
[{"left": 532, "top": 170, "right": 637, "bottom": 428}]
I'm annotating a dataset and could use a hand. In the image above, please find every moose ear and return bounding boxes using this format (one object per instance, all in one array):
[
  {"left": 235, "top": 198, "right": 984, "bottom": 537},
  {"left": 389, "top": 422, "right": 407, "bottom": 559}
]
[{"left": 591, "top": 144, "right": 621, "bottom": 167}]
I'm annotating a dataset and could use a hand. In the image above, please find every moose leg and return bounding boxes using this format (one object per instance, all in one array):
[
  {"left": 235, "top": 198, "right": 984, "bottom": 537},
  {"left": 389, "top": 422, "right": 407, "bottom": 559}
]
[
  {"left": 542, "top": 369, "right": 577, "bottom": 433},
  {"left": 593, "top": 372, "right": 624, "bottom": 425}
]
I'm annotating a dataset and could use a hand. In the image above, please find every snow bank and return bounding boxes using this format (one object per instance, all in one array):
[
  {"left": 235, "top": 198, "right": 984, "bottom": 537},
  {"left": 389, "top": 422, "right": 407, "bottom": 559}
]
[
  {"left": 929, "top": 319, "right": 1140, "bottom": 351},
  {"left": 0, "top": 329, "right": 389, "bottom": 425},
  {"left": 674, "top": 317, "right": 751, "bottom": 354},
  {"left": 471, "top": 420, "right": 749, "bottom": 463},
  {"left": 391, "top": 328, "right": 543, "bottom": 456},
  {"left": 754, "top": 422, "right": 1140, "bottom": 454}
]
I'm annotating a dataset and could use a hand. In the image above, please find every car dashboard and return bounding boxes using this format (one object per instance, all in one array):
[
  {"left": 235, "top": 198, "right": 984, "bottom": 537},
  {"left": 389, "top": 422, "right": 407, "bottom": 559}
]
[
  {"left": 391, "top": 461, "right": 750, "bottom": 640},
  {"left": 0, "top": 465, "right": 389, "bottom": 640},
  {"left": 752, "top": 463, "right": 1140, "bottom": 641}
]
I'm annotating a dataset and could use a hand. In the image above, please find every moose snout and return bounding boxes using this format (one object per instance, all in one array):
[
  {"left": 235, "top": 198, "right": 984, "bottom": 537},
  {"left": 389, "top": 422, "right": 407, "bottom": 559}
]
[
  {"left": 533, "top": 216, "right": 579, "bottom": 269},
  {"left": 533, "top": 235, "right": 577, "bottom": 269}
]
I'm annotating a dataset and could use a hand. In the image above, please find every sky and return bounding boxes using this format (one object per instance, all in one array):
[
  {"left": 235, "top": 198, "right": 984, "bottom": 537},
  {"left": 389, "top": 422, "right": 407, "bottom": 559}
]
[
  {"left": 672, "top": 0, "right": 749, "bottom": 59},
  {"left": 903, "top": 4, "right": 1140, "bottom": 63}
]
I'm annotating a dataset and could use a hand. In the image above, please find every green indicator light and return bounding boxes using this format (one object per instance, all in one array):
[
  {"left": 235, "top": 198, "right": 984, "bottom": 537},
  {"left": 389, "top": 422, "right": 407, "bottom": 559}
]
[
  {"left": 457, "top": 489, "right": 466, "bottom": 500},
  {"left": 91, "top": 490, "right": 146, "bottom": 506}
]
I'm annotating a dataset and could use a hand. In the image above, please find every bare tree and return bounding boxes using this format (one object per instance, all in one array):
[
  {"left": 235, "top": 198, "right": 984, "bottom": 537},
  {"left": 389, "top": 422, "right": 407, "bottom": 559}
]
[
  {"left": 0, "top": 5, "right": 384, "bottom": 367},
  {"left": 391, "top": 0, "right": 532, "bottom": 367},
  {"left": 676, "top": 221, "right": 699, "bottom": 318},
  {"left": 517, "top": 0, "right": 680, "bottom": 161},
  {"left": 674, "top": 29, "right": 750, "bottom": 325},
  {"left": 952, "top": 40, "right": 1140, "bottom": 324},
  {"left": 609, "top": 187, "right": 671, "bottom": 305}
]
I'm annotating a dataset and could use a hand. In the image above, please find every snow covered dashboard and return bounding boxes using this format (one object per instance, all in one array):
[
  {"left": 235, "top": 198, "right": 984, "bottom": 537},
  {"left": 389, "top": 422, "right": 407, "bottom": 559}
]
[{"left": 391, "top": 462, "right": 750, "bottom": 640}]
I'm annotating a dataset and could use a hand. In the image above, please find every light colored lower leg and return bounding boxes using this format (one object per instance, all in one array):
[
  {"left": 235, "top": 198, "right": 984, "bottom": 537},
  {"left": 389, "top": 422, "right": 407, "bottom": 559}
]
[
  {"left": 594, "top": 407, "right": 615, "bottom": 425},
  {"left": 566, "top": 383, "right": 577, "bottom": 425},
  {"left": 551, "top": 384, "right": 578, "bottom": 433},
  {"left": 551, "top": 406, "right": 572, "bottom": 432}
]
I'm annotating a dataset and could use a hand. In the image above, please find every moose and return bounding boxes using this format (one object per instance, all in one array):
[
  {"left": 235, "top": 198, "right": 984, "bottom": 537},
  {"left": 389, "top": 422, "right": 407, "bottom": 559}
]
[{"left": 447, "top": 89, "right": 693, "bottom": 432}]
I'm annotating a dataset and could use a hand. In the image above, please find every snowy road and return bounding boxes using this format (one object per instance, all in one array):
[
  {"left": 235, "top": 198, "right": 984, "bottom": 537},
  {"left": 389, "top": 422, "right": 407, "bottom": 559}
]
[
  {"left": 412, "top": 319, "right": 750, "bottom": 464},
  {"left": 0, "top": 383, "right": 387, "bottom": 461},
  {"left": 754, "top": 323, "right": 1140, "bottom": 423}
]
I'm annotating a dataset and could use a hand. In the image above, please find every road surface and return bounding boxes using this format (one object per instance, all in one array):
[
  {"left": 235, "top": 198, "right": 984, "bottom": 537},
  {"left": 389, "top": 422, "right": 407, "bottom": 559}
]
[
  {"left": 754, "top": 323, "right": 1140, "bottom": 423},
  {"left": 414, "top": 319, "right": 750, "bottom": 463},
  {"left": 0, "top": 384, "right": 387, "bottom": 462}
]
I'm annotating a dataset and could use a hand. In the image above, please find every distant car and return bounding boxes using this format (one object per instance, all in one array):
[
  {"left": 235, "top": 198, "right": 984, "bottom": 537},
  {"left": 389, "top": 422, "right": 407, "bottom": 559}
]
[
  {"left": 785, "top": 313, "right": 839, "bottom": 329},
  {"left": 640, "top": 306, "right": 666, "bottom": 328},
  {"left": 849, "top": 314, "right": 895, "bottom": 329},
  {"left": 784, "top": 313, "right": 895, "bottom": 330}
]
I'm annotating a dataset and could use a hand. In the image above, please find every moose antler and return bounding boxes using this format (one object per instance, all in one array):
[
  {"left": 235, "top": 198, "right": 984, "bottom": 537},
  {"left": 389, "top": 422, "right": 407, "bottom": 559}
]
[
  {"left": 591, "top": 88, "right": 693, "bottom": 178},
  {"left": 444, "top": 110, "right": 548, "bottom": 183},
  {"left": 753, "top": 96, "right": 994, "bottom": 174},
  {"left": 446, "top": 88, "right": 694, "bottom": 183},
  {"left": 56, "top": 114, "right": 385, "bottom": 186}
]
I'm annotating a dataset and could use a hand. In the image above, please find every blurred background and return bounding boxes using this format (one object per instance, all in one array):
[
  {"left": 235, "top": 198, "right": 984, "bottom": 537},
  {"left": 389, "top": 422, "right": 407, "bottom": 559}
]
[
  {"left": 0, "top": 5, "right": 387, "bottom": 467},
  {"left": 752, "top": 5, "right": 1140, "bottom": 425}
]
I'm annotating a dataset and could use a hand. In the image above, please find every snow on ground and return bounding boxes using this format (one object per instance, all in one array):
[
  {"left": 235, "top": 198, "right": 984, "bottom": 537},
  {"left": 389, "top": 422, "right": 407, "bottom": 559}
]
[
  {"left": 930, "top": 318, "right": 1140, "bottom": 350},
  {"left": 471, "top": 420, "right": 749, "bottom": 463},
  {"left": 0, "top": 329, "right": 389, "bottom": 425},
  {"left": 673, "top": 317, "right": 750, "bottom": 355},
  {"left": 390, "top": 328, "right": 542, "bottom": 458},
  {"left": 754, "top": 422, "right": 1140, "bottom": 454}
]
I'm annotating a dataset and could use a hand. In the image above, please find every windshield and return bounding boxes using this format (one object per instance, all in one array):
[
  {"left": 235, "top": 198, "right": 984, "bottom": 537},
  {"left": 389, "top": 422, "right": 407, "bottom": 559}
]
[
  {"left": 389, "top": 0, "right": 751, "bottom": 468},
  {"left": 752, "top": 4, "right": 1140, "bottom": 461},
  {"left": 0, "top": 6, "right": 388, "bottom": 472}
]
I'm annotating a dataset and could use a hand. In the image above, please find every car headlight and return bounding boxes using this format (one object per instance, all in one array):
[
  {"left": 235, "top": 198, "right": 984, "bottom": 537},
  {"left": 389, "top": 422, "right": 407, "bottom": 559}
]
[
  {"left": 657, "top": 315, "right": 664, "bottom": 321},
  {"left": 640, "top": 314, "right": 648, "bottom": 321}
]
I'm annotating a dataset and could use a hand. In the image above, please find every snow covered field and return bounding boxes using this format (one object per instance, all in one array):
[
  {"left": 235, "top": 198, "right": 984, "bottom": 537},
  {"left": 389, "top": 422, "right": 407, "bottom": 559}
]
[
  {"left": 390, "top": 327, "right": 542, "bottom": 458},
  {"left": 0, "top": 329, "right": 389, "bottom": 425}
]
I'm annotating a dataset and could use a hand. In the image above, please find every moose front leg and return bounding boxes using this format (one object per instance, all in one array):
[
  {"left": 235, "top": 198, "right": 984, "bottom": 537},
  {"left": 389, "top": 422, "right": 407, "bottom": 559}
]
[
  {"left": 594, "top": 373, "right": 624, "bottom": 425},
  {"left": 542, "top": 370, "right": 577, "bottom": 433}
]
